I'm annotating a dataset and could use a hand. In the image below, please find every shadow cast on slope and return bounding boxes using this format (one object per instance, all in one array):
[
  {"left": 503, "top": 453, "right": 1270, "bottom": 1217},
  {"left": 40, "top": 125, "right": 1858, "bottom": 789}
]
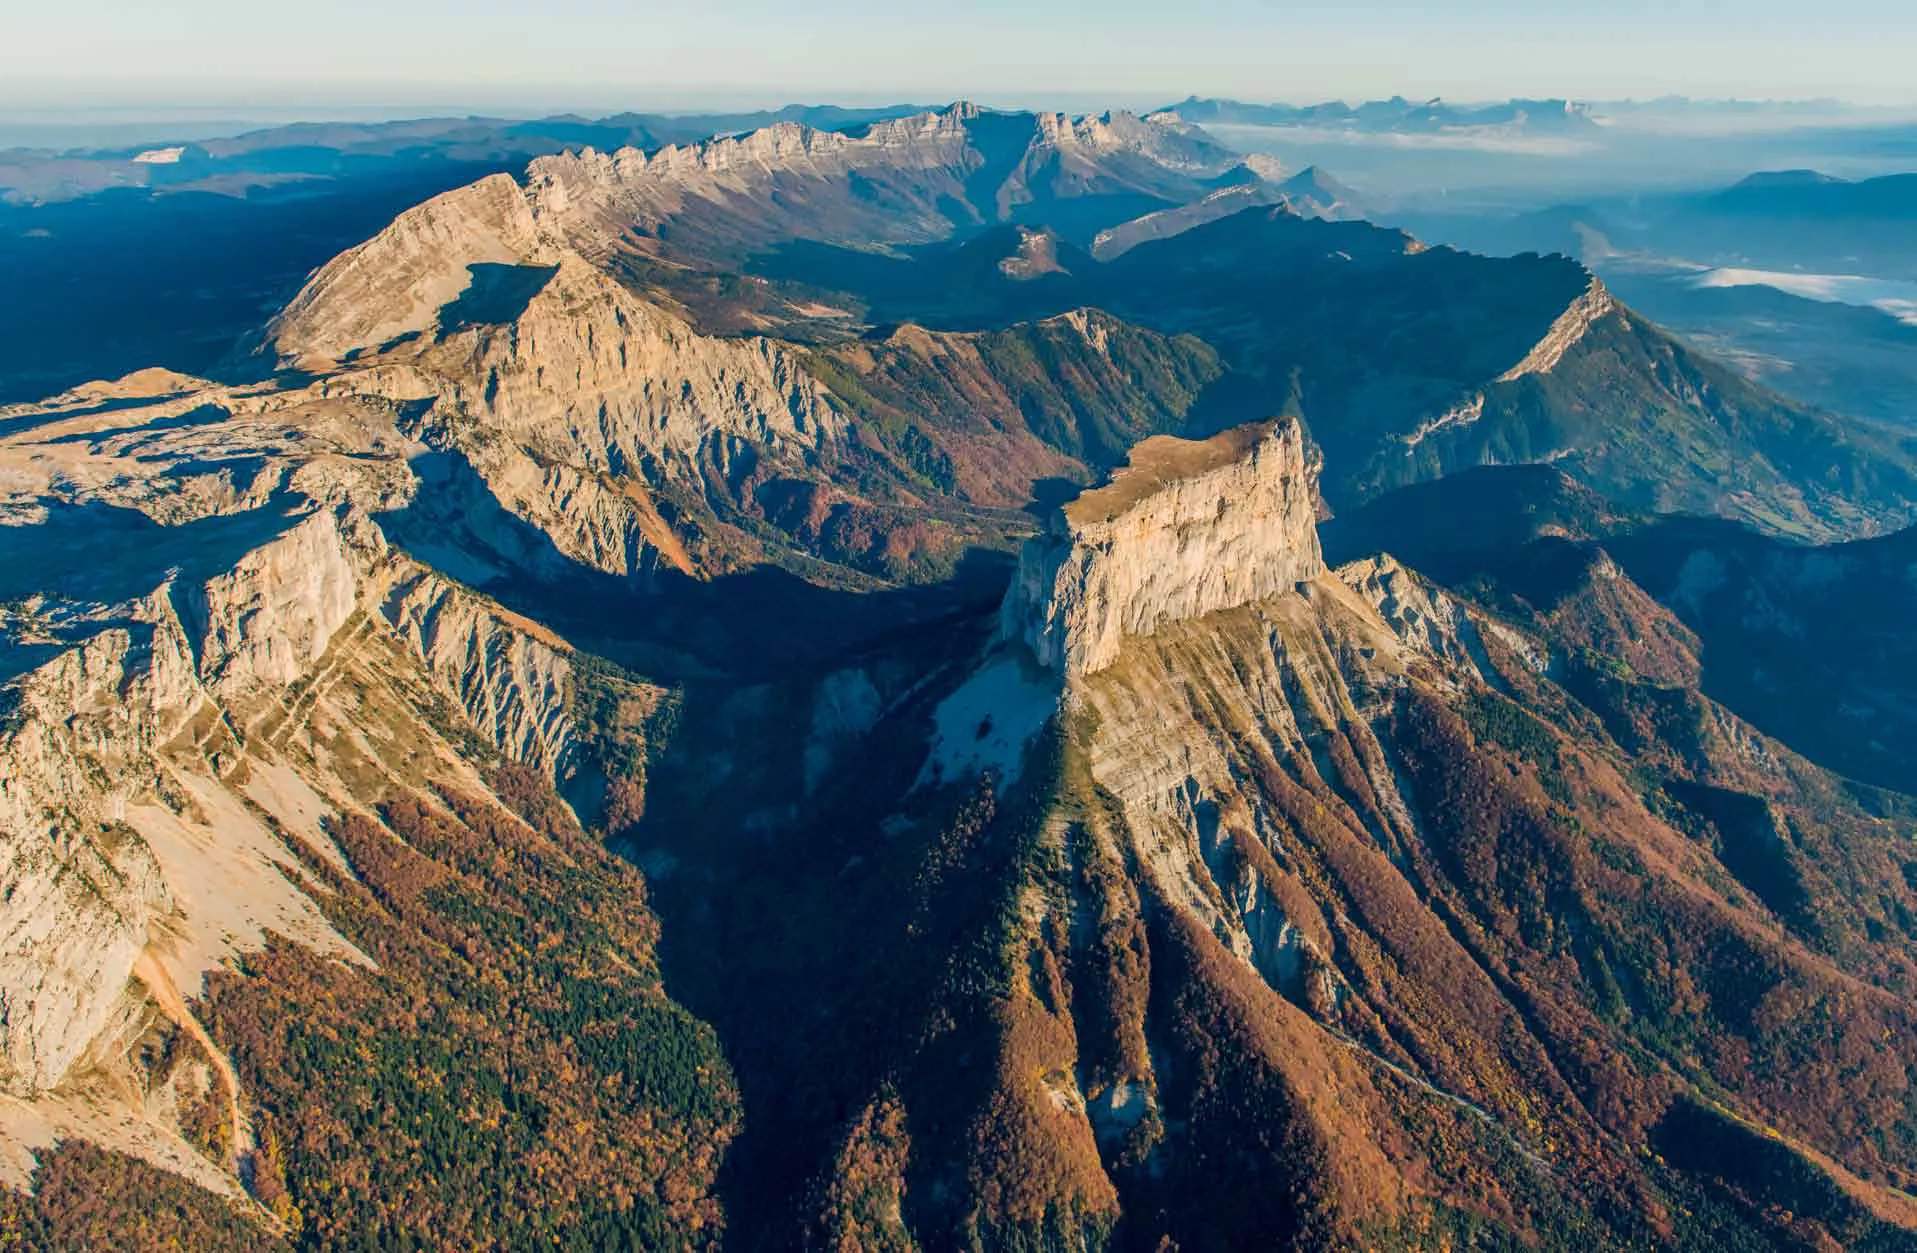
[
  {"left": 373, "top": 447, "right": 1014, "bottom": 684},
  {"left": 0, "top": 496, "right": 311, "bottom": 686},
  {"left": 38, "top": 401, "right": 234, "bottom": 446},
  {"left": 434, "top": 262, "right": 560, "bottom": 336},
  {"left": 1320, "top": 465, "right": 1917, "bottom": 795},
  {"left": 0, "top": 495, "right": 307, "bottom": 607},
  {"left": 625, "top": 601, "right": 1038, "bottom": 1250}
]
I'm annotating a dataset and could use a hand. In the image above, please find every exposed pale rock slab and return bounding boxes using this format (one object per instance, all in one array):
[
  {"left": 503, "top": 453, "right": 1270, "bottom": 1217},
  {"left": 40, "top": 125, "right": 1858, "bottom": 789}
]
[
  {"left": 379, "top": 566, "right": 579, "bottom": 777},
  {"left": 1496, "top": 276, "right": 1617, "bottom": 382},
  {"left": 1003, "top": 420, "right": 1325, "bottom": 675},
  {"left": 269, "top": 173, "right": 547, "bottom": 369}
]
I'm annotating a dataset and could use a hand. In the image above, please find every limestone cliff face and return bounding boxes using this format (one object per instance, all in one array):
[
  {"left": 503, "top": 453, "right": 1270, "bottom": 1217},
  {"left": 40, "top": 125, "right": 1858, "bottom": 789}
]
[
  {"left": 257, "top": 179, "right": 848, "bottom": 583},
  {"left": 0, "top": 508, "right": 365, "bottom": 1096},
  {"left": 522, "top": 103, "right": 1244, "bottom": 264},
  {"left": 379, "top": 255, "right": 841, "bottom": 472},
  {"left": 188, "top": 510, "right": 362, "bottom": 695},
  {"left": 0, "top": 613, "right": 181, "bottom": 1094},
  {"left": 271, "top": 179, "right": 841, "bottom": 479},
  {"left": 0, "top": 495, "right": 593, "bottom": 1122},
  {"left": 1003, "top": 420, "right": 1325, "bottom": 676},
  {"left": 1400, "top": 276, "right": 1619, "bottom": 450},
  {"left": 236, "top": 103, "right": 1275, "bottom": 595},
  {"left": 379, "top": 566, "right": 579, "bottom": 778},
  {"left": 952, "top": 441, "right": 1584, "bottom": 1218},
  {"left": 0, "top": 349, "right": 707, "bottom": 1203},
  {"left": 1494, "top": 276, "right": 1617, "bottom": 383},
  {"left": 269, "top": 173, "right": 549, "bottom": 370},
  {"left": 1090, "top": 183, "right": 1284, "bottom": 260},
  {"left": 343, "top": 257, "right": 839, "bottom": 581},
  {"left": 517, "top": 105, "right": 985, "bottom": 263},
  {"left": 532, "top": 103, "right": 980, "bottom": 204}
]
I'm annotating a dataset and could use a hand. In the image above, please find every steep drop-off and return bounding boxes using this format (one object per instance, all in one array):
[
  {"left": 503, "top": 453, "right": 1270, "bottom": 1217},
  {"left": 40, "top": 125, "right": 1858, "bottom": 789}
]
[
  {"left": 5, "top": 101, "right": 1917, "bottom": 1252},
  {"left": 617, "top": 422, "right": 1917, "bottom": 1249}
]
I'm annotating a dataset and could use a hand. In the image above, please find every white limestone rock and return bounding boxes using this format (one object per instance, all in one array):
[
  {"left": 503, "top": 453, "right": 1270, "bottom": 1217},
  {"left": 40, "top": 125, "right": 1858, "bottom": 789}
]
[{"left": 1003, "top": 420, "right": 1325, "bottom": 676}]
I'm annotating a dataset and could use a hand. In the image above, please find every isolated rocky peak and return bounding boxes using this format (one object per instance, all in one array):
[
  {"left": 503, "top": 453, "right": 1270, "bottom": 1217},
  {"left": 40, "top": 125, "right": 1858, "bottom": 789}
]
[
  {"left": 1003, "top": 419, "right": 1325, "bottom": 675},
  {"left": 268, "top": 171, "right": 550, "bottom": 370}
]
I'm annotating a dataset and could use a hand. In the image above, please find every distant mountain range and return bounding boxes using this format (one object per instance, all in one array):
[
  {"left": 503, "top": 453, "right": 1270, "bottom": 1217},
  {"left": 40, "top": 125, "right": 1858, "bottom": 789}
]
[
  {"left": 1164, "top": 94, "right": 1600, "bottom": 136},
  {"left": 1410, "top": 168, "right": 1917, "bottom": 278},
  {"left": 1706, "top": 168, "right": 1917, "bottom": 222},
  {"left": 7, "top": 102, "right": 1917, "bottom": 1249},
  {"left": 0, "top": 104, "right": 935, "bottom": 204},
  {"left": 1394, "top": 165, "right": 1917, "bottom": 426}
]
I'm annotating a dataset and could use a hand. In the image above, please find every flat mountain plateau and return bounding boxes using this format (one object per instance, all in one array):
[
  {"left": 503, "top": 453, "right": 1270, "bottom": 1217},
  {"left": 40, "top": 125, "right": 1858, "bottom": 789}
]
[{"left": 2, "top": 103, "right": 1917, "bottom": 1251}]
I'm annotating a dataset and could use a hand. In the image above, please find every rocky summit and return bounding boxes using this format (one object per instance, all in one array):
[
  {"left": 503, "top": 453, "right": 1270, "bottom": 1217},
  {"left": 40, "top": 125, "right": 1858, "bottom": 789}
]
[
  {"left": 1004, "top": 421, "right": 1325, "bottom": 675},
  {"left": 2, "top": 101, "right": 1917, "bottom": 1252}
]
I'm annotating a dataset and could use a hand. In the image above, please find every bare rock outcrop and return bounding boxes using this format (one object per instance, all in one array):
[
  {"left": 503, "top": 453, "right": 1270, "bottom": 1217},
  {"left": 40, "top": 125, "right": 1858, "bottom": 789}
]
[
  {"left": 521, "top": 103, "right": 1241, "bottom": 264},
  {"left": 269, "top": 172, "right": 549, "bottom": 370},
  {"left": 0, "top": 507, "right": 365, "bottom": 1095},
  {"left": 1401, "top": 276, "right": 1620, "bottom": 451},
  {"left": 378, "top": 255, "right": 841, "bottom": 471},
  {"left": 0, "top": 479, "right": 597, "bottom": 1111},
  {"left": 321, "top": 252, "right": 842, "bottom": 581},
  {"left": 1495, "top": 275, "right": 1618, "bottom": 382},
  {"left": 379, "top": 566, "right": 580, "bottom": 777},
  {"left": 1090, "top": 183, "right": 1285, "bottom": 260},
  {"left": 522, "top": 104, "right": 986, "bottom": 260},
  {"left": 188, "top": 510, "right": 362, "bottom": 694},
  {"left": 255, "top": 190, "right": 847, "bottom": 584},
  {"left": 0, "top": 613, "right": 178, "bottom": 1094},
  {"left": 1338, "top": 553, "right": 1549, "bottom": 684},
  {"left": 1003, "top": 420, "right": 1325, "bottom": 675}
]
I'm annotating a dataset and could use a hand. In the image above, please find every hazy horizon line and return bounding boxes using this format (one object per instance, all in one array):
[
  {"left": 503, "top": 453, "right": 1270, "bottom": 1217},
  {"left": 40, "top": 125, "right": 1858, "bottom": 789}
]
[{"left": 6, "top": 89, "right": 1917, "bottom": 126}]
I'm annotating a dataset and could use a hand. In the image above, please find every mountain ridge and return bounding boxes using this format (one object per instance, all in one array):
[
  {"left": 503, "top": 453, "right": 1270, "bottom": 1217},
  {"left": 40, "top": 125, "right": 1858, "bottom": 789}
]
[
  {"left": 255, "top": 121, "right": 1917, "bottom": 542},
  {"left": 4, "top": 98, "right": 1917, "bottom": 1250}
]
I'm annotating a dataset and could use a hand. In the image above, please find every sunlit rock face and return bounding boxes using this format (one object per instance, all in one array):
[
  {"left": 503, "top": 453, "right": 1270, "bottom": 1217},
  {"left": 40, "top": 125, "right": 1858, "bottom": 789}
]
[{"left": 1003, "top": 419, "right": 1325, "bottom": 676}]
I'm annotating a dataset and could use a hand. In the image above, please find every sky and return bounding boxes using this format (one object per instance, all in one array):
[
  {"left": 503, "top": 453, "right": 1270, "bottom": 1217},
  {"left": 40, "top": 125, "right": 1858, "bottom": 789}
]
[{"left": 5, "top": 0, "right": 1917, "bottom": 116}]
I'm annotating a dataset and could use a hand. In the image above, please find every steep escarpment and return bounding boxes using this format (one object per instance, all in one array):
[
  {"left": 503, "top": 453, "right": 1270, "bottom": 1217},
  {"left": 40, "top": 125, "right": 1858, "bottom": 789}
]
[
  {"left": 0, "top": 505, "right": 571, "bottom": 1102},
  {"left": 8, "top": 96, "right": 1917, "bottom": 1251},
  {"left": 363, "top": 255, "right": 842, "bottom": 469},
  {"left": 249, "top": 181, "right": 1025, "bottom": 587},
  {"left": 271, "top": 198, "right": 844, "bottom": 494},
  {"left": 1003, "top": 420, "right": 1324, "bottom": 674},
  {"left": 378, "top": 566, "right": 580, "bottom": 777},
  {"left": 268, "top": 172, "right": 550, "bottom": 371},
  {"left": 0, "top": 380, "right": 734, "bottom": 1242},
  {"left": 523, "top": 102, "right": 1254, "bottom": 265},
  {"left": 618, "top": 419, "right": 1917, "bottom": 1249},
  {"left": 0, "top": 509, "right": 365, "bottom": 1096},
  {"left": 985, "top": 428, "right": 1917, "bottom": 1246},
  {"left": 1089, "top": 182, "right": 1286, "bottom": 259}
]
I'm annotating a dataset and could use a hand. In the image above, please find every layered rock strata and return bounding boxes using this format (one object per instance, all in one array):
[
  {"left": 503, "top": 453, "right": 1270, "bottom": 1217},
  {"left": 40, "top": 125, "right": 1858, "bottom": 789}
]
[{"left": 1002, "top": 420, "right": 1325, "bottom": 675}]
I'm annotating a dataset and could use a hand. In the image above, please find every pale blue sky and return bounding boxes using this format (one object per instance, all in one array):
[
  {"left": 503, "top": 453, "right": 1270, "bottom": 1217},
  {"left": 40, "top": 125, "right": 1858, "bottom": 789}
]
[{"left": 5, "top": 0, "right": 1915, "bottom": 112}]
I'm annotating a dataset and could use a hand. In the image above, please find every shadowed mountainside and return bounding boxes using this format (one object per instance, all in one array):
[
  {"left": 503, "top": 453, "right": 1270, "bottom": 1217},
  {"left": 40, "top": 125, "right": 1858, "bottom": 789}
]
[{"left": 3, "top": 103, "right": 1917, "bottom": 1251}]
